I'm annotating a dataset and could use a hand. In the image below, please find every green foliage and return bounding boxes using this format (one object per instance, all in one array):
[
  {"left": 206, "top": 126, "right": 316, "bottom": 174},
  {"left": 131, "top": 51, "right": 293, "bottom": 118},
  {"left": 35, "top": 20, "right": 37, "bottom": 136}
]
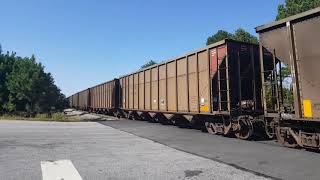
[
  {"left": 0, "top": 46, "right": 67, "bottom": 116},
  {"left": 265, "top": 65, "right": 294, "bottom": 111},
  {"left": 51, "top": 112, "right": 65, "bottom": 121},
  {"left": 206, "top": 28, "right": 258, "bottom": 45},
  {"left": 276, "top": 0, "right": 320, "bottom": 20},
  {"left": 206, "top": 30, "right": 233, "bottom": 45},
  {"left": 141, "top": 60, "right": 157, "bottom": 69},
  {"left": 233, "top": 28, "right": 259, "bottom": 44},
  {"left": 35, "top": 113, "right": 49, "bottom": 119}
]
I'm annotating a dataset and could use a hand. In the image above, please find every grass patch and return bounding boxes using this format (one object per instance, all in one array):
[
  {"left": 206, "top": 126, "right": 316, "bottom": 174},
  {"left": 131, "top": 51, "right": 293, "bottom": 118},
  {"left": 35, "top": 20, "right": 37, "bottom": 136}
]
[{"left": 0, "top": 112, "right": 85, "bottom": 122}]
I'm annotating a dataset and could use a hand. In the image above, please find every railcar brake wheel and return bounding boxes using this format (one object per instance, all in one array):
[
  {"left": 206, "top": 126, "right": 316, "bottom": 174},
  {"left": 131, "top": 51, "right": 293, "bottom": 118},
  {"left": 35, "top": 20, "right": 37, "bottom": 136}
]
[
  {"left": 235, "top": 116, "right": 254, "bottom": 140},
  {"left": 205, "top": 122, "right": 217, "bottom": 135},
  {"left": 276, "top": 127, "right": 298, "bottom": 148}
]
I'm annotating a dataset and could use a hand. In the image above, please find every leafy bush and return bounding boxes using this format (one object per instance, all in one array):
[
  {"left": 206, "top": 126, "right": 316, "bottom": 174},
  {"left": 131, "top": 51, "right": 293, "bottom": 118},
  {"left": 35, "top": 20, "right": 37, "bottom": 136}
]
[
  {"left": 51, "top": 112, "right": 65, "bottom": 121},
  {"left": 206, "top": 28, "right": 258, "bottom": 45},
  {"left": 35, "top": 113, "right": 49, "bottom": 119}
]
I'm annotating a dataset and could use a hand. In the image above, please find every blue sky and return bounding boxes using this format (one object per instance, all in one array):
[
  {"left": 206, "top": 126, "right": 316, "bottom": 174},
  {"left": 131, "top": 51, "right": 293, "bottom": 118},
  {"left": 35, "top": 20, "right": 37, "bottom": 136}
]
[{"left": 0, "top": 0, "right": 283, "bottom": 96}]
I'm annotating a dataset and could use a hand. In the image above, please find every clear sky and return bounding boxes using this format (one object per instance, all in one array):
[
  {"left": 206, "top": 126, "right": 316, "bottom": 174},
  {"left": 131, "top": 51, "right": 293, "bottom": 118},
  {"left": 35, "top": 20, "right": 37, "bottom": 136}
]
[{"left": 0, "top": 0, "right": 284, "bottom": 96}]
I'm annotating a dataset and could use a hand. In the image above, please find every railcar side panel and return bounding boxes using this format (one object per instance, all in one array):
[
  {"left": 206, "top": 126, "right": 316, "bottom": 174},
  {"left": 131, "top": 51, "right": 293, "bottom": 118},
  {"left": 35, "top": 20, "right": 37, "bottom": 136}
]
[
  {"left": 151, "top": 67, "right": 159, "bottom": 110},
  {"left": 159, "top": 65, "right": 167, "bottom": 111},
  {"left": 177, "top": 58, "right": 188, "bottom": 112},
  {"left": 198, "top": 50, "right": 210, "bottom": 113},
  {"left": 129, "top": 75, "right": 134, "bottom": 109},
  {"left": 134, "top": 73, "right": 139, "bottom": 109},
  {"left": 293, "top": 16, "right": 320, "bottom": 119},
  {"left": 139, "top": 71, "right": 145, "bottom": 110},
  {"left": 167, "top": 61, "right": 177, "bottom": 111},
  {"left": 188, "top": 54, "right": 198, "bottom": 112},
  {"left": 145, "top": 70, "right": 151, "bottom": 110}
]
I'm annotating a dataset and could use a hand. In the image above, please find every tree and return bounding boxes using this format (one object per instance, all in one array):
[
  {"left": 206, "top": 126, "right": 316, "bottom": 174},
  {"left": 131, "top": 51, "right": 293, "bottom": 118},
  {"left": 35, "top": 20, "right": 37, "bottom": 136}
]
[
  {"left": 141, "top": 60, "right": 157, "bottom": 69},
  {"left": 276, "top": 0, "right": 320, "bottom": 20},
  {"left": 206, "top": 28, "right": 258, "bottom": 45},
  {"left": 0, "top": 52, "right": 16, "bottom": 113},
  {"left": 206, "top": 30, "right": 233, "bottom": 45},
  {"left": 0, "top": 49, "right": 67, "bottom": 115},
  {"left": 233, "top": 28, "right": 259, "bottom": 44}
]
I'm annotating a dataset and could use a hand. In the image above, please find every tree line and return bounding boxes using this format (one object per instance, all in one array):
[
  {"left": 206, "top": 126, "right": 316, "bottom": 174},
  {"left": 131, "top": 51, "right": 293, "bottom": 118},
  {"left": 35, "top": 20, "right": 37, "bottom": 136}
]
[{"left": 0, "top": 47, "right": 68, "bottom": 116}]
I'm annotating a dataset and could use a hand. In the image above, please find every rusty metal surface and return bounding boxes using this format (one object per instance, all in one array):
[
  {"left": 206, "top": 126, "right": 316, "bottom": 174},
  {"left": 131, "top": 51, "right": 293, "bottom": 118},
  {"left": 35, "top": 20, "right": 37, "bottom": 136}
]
[
  {"left": 293, "top": 15, "right": 320, "bottom": 119},
  {"left": 69, "top": 40, "right": 261, "bottom": 128},
  {"left": 256, "top": 7, "right": 320, "bottom": 32},
  {"left": 257, "top": 8, "right": 320, "bottom": 120},
  {"left": 118, "top": 39, "right": 261, "bottom": 118},
  {"left": 86, "top": 79, "right": 119, "bottom": 110}
]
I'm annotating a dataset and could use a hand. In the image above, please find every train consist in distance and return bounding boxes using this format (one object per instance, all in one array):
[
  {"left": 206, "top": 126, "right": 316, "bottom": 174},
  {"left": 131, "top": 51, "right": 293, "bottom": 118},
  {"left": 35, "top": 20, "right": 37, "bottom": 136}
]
[{"left": 69, "top": 8, "right": 320, "bottom": 150}]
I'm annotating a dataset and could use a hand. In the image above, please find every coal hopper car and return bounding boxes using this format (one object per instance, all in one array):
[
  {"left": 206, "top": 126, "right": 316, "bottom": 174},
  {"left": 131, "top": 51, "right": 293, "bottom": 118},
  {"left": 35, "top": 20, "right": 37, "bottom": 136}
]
[
  {"left": 119, "top": 39, "right": 263, "bottom": 140},
  {"left": 77, "top": 89, "right": 90, "bottom": 110},
  {"left": 256, "top": 7, "right": 320, "bottom": 149},
  {"left": 69, "top": 93, "right": 79, "bottom": 109},
  {"left": 88, "top": 79, "right": 120, "bottom": 116}
]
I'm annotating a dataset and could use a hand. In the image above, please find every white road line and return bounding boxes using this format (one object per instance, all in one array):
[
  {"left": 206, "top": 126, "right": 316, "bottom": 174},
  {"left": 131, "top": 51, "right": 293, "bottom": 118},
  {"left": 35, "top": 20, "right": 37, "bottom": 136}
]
[{"left": 41, "top": 159, "right": 83, "bottom": 180}]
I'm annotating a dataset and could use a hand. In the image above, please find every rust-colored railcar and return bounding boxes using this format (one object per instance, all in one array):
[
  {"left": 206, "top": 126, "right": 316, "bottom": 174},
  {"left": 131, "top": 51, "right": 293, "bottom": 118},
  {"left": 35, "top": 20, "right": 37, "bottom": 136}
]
[
  {"left": 119, "top": 39, "right": 263, "bottom": 139},
  {"left": 256, "top": 7, "right": 320, "bottom": 149},
  {"left": 71, "top": 93, "right": 79, "bottom": 108},
  {"left": 89, "top": 79, "right": 120, "bottom": 115},
  {"left": 77, "top": 89, "right": 90, "bottom": 110}
]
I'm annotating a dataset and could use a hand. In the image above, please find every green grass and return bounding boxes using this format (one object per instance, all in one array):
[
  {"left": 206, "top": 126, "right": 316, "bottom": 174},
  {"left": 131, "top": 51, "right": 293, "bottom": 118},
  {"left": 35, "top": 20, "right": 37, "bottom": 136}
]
[{"left": 0, "top": 112, "right": 85, "bottom": 122}]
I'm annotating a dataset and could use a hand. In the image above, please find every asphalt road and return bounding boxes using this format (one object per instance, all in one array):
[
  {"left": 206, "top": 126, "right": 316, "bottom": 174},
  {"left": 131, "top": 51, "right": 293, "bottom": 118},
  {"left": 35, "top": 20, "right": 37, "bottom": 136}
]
[
  {"left": 100, "top": 119, "right": 320, "bottom": 180},
  {"left": 0, "top": 120, "right": 269, "bottom": 180}
]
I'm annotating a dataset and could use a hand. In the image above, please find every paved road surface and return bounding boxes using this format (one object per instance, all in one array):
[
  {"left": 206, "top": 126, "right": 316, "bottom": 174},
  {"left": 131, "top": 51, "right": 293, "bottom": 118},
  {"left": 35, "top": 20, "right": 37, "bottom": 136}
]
[
  {"left": 100, "top": 119, "right": 320, "bottom": 180},
  {"left": 0, "top": 120, "right": 269, "bottom": 180}
]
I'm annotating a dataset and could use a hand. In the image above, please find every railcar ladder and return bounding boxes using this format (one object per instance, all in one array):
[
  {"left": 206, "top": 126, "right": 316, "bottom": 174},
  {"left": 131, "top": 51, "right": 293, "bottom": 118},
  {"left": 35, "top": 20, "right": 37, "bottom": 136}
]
[
  {"left": 262, "top": 49, "right": 281, "bottom": 112},
  {"left": 217, "top": 57, "right": 230, "bottom": 112}
]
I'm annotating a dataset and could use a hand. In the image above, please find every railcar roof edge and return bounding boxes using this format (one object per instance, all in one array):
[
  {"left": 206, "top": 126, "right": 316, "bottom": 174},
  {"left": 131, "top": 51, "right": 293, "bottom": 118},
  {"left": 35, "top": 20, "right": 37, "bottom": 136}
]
[{"left": 255, "top": 7, "right": 320, "bottom": 32}]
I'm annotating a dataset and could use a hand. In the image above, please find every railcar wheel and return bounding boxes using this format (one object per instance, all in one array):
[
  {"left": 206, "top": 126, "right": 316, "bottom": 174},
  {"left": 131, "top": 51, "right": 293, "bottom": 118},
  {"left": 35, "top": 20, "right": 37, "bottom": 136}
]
[
  {"left": 234, "top": 116, "right": 254, "bottom": 140},
  {"left": 205, "top": 122, "right": 217, "bottom": 135},
  {"left": 171, "top": 118, "right": 177, "bottom": 126},
  {"left": 265, "top": 119, "right": 276, "bottom": 139},
  {"left": 276, "top": 127, "right": 298, "bottom": 148}
]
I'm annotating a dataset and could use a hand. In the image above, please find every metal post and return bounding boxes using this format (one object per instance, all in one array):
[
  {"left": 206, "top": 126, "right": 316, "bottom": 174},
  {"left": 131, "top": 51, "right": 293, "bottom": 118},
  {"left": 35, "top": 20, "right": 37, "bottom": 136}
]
[
  {"left": 272, "top": 49, "right": 279, "bottom": 111},
  {"left": 287, "top": 21, "right": 302, "bottom": 118},
  {"left": 165, "top": 63, "right": 168, "bottom": 111},
  {"left": 237, "top": 51, "right": 242, "bottom": 112},
  {"left": 207, "top": 48, "right": 212, "bottom": 113},
  {"left": 186, "top": 56, "right": 190, "bottom": 112},
  {"left": 175, "top": 60, "right": 178, "bottom": 111},
  {"left": 157, "top": 66, "right": 160, "bottom": 111},
  {"left": 250, "top": 45, "right": 257, "bottom": 110},
  {"left": 278, "top": 54, "right": 284, "bottom": 108},
  {"left": 150, "top": 70, "right": 152, "bottom": 110},
  {"left": 225, "top": 45, "right": 231, "bottom": 111},
  {"left": 144, "top": 71, "right": 146, "bottom": 110},
  {"left": 217, "top": 48, "right": 221, "bottom": 111},
  {"left": 259, "top": 45, "right": 268, "bottom": 114},
  {"left": 196, "top": 53, "right": 200, "bottom": 113}
]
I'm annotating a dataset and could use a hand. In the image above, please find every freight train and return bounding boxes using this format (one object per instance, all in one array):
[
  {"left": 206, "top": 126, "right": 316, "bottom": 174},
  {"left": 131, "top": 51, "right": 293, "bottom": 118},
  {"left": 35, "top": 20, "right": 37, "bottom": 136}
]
[{"left": 69, "top": 8, "right": 320, "bottom": 150}]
